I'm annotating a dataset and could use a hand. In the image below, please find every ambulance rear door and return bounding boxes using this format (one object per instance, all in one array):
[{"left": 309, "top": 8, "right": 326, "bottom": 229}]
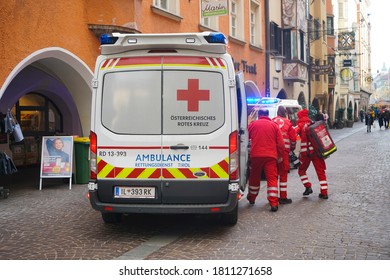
[
  {"left": 161, "top": 56, "right": 232, "bottom": 204},
  {"left": 235, "top": 71, "right": 248, "bottom": 191},
  {"left": 96, "top": 56, "right": 164, "bottom": 204}
]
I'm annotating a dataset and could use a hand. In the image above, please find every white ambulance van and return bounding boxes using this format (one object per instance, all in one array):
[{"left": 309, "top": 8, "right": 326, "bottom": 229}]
[
  {"left": 249, "top": 97, "right": 302, "bottom": 126},
  {"left": 88, "top": 32, "right": 248, "bottom": 225}
]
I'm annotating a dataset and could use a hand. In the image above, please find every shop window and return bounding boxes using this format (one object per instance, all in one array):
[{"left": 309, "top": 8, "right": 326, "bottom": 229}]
[
  {"left": 20, "top": 110, "right": 45, "bottom": 132},
  {"left": 13, "top": 93, "right": 62, "bottom": 136}
]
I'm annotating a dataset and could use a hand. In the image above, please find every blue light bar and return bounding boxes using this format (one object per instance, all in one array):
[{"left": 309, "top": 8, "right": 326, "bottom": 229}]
[
  {"left": 247, "top": 98, "right": 261, "bottom": 105},
  {"left": 259, "top": 98, "right": 280, "bottom": 104},
  {"left": 204, "top": 32, "right": 227, "bottom": 44},
  {"left": 100, "top": 34, "right": 119, "bottom": 45}
]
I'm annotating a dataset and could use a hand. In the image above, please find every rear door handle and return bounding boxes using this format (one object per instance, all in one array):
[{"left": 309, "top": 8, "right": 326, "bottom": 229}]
[{"left": 170, "top": 144, "right": 189, "bottom": 150}]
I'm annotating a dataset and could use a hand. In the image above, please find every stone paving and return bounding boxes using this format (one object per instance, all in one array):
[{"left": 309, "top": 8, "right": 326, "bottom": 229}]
[{"left": 0, "top": 121, "right": 389, "bottom": 260}]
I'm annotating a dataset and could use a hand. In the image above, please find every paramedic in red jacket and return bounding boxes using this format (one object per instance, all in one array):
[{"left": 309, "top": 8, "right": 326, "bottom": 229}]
[
  {"left": 273, "top": 106, "right": 297, "bottom": 204},
  {"left": 296, "top": 109, "right": 329, "bottom": 199},
  {"left": 248, "top": 109, "right": 285, "bottom": 212}
]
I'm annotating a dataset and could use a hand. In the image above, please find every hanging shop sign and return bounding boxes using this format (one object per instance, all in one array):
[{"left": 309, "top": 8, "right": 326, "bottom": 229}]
[
  {"left": 340, "top": 68, "right": 354, "bottom": 82},
  {"left": 338, "top": 32, "right": 356, "bottom": 50},
  {"left": 201, "top": 0, "right": 228, "bottom": 17},
  {"left": 311, "top": 64, "right": 332, "bottom": 75},
  {"left": 343, "top": 59, "right": 352, "bottom": 67}
]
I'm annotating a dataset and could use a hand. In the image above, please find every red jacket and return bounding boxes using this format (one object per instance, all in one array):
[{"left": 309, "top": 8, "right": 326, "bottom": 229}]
[
  {"left": 248, "top": 116, "right": 285, "bottom": 160},
  {"left": 272, "top": 116, "right": 297, "bottom": 153},
  {"left": 295, "top": 109, "right": 314, "bottom": 157}
]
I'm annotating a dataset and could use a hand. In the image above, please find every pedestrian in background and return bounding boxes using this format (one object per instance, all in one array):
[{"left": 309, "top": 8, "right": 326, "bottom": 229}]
[
  {"left": 323, "top": 110, "right": 329, "bottom": 127},
  {"left": 360, "top": 109, "right": 365, "bottom": 122},
  {"left": 273, "top": 106, "right": 297, "bottom": 204},
  {"left": 247, "top": 109, "right": 285, "bottom": 212},
  {"left": 295, "top": 109, "right": 329, "bottom": 199},
  {"left": 365, "top": 110, "right": 373, "bottom": 132},
  {"left": 384, "top": 108, "right": 390, "bottom": 129},
  {"left": 378, "top": 110, "right": 384, "bottom": 130},
  {"left": 315, "top": 110, "right": 325, "bottom": 121}
]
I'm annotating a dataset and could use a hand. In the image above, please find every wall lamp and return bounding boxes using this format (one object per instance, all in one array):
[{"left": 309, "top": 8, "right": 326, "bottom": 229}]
[{"left": 272, "top": 55, "right": 285, "bottom": 73}]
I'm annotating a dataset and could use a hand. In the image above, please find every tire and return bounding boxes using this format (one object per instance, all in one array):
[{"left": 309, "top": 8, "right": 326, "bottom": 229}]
[
  {"left": 101, "top": 212, "right": 122, "bottom": 224},
  {"left": 220, "top": 204, "right": 238, "bottom": 226}
]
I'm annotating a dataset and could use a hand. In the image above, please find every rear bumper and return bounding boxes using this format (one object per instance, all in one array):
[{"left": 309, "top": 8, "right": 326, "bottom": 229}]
[{"left": 88, "top": 189, "right": 239, "bottom": 214}]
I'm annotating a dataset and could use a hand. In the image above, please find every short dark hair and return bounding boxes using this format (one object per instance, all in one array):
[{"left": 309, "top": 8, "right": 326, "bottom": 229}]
[
  {"left": 277, "top": 106, "right": 287, "bottom": 118},
  {"left": 258, "top": 109, "right": 269, "bottom": 117}
]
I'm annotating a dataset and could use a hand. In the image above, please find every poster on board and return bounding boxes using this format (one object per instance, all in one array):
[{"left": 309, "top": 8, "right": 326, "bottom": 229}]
[{"left": 40, "top": 136, "right": 73, "bottom": 190}]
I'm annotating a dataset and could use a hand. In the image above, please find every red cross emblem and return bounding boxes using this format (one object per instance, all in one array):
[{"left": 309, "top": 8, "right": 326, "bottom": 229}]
[
  {"left": 177, "top": 79, "right": 210, "bottom": 112},
  {"left": 274, "top": 117, "right": 285, "bottom": 129}
]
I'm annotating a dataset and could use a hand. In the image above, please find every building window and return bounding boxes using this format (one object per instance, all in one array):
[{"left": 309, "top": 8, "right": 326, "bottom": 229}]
[
  {"left": 201, "top": 16, "right": 219, "bottom": 30},
  {"left": 327, "top": 16, "right": 334, "bottom": 35},
  {"left": 154, "top": 0, "right": 180, "bottom": 15},
  {"left": 230, "top": 0, "right": 244, "bottom": 40},
  {"left": 270, "top": 22, "right": 282, "bottom": 54},
  {"left": 314, "top": 19, "right": 321, "bottom": 41},
  {"left": 299, "top": 30, "right": 305, "bottom": 61},
  {"left": 315, "top": 59, "right": 320, "bottom": 81},
  {"left": 250, "top": 0, "right": 261, "bottom": 47},
  {"left": 283, "top": 29, "right": 291, "bottom": 60},
  {"left": 338, "top": 2, "right": 345, "bottom": 19}
]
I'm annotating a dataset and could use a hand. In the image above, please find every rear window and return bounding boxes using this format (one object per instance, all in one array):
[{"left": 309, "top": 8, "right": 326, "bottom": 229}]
[
  {"left": 102, "top": 70, "right": 162, "bottom": 134},
  {"left": 286, "top": 106, "right": 300, "bottom": 126},
  {"left": 101, "top": 70, "right": 225, "bottom": 135}
]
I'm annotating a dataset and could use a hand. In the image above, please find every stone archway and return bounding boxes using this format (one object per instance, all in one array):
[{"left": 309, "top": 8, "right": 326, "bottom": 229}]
[
  {"left": 276, "top": 89, "right": 287, "bottom": 99},
  {"left": 0, "top": 47, "right": 93, "bottom": 136},
  {"left": 297, "top": 92, "right": 306, "bottom": 107}
]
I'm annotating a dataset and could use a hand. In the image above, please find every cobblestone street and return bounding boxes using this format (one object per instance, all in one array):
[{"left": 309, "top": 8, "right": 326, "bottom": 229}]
[{"left": 0, "top": 121, "right": 389, "bottom": 260}]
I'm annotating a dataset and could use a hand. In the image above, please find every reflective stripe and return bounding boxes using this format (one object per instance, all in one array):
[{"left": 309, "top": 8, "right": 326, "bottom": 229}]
[
  {"left": 249, "top": 185, "right": 260, "bottom": 191},
  {"left": 284, "top": 139, "right": 290, "bottom": 149},
  {"left": 280, "top": 186, "right": 287, "bottom": 191},
  {"left": 268, "top": 186, "right": 278, "bottom": 191},
  {"left": 268, "top": 193, "right": 278, "bottom": 197},
  {"left": 300, "top": 175, "right": 309, "bottom": 184},
  {"left": 97, "top": 158, "right": 229, "bottom": 179},
  {"left": 320, "top": 181, "right": 328, "bottom": 190},
  {"left": 280, "top": 182, "right": 287, "bottom": 187}
]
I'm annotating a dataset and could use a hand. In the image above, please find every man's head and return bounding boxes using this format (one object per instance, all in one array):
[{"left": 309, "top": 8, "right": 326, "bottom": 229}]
[
  {"left": 258, "top": 109, "right": 269, "bottom": 117},
  {"left": 277, "top": 106, "right": 287, "bottom": 118},
  {"left": 297, "top": 108, "right": 309, "bottom": 119}
]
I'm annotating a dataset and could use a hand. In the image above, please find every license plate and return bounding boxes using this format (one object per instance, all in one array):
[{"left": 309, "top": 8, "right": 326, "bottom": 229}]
[{"left": 114, "top": 186, "right": 156, "bottom": 199}]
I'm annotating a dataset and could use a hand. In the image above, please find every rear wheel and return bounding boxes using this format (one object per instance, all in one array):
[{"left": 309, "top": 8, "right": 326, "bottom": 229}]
[
  {"left": 220, "top": 204, "right": 238, "bottom": 226},
  {"left": 101, "top": 212, "right": 122, "bottom": 223}
]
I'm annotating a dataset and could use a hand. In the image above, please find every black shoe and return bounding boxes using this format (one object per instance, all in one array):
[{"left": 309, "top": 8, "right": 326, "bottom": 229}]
[
  {"left": 247, "top": 195, "right": 255, "bottom": 205},
  {"left": 270, "top": 206, "right": 278, "bottom": 212},
  {"left": 303, "top": 187, "right": 313, "bottom": 196},
  {"left": 278, "top": 198, "right": 292, "bottom": 204},
  {"left": 319, "top": 194, "right": 328, "bottom": 199}
]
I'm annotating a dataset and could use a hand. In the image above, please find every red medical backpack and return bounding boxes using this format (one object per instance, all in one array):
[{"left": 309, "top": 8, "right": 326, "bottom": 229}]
[{"left": 306, "top": 120, "right": 337, "bottom": 158}]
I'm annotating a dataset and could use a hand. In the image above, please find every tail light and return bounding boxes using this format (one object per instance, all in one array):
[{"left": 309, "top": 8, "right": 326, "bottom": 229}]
[
  {"left": 229, "top": 130, "right": 239, "bottom": 181},
  {"left": 89, "top": 131, "right": 97, "bottom": 180}
]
